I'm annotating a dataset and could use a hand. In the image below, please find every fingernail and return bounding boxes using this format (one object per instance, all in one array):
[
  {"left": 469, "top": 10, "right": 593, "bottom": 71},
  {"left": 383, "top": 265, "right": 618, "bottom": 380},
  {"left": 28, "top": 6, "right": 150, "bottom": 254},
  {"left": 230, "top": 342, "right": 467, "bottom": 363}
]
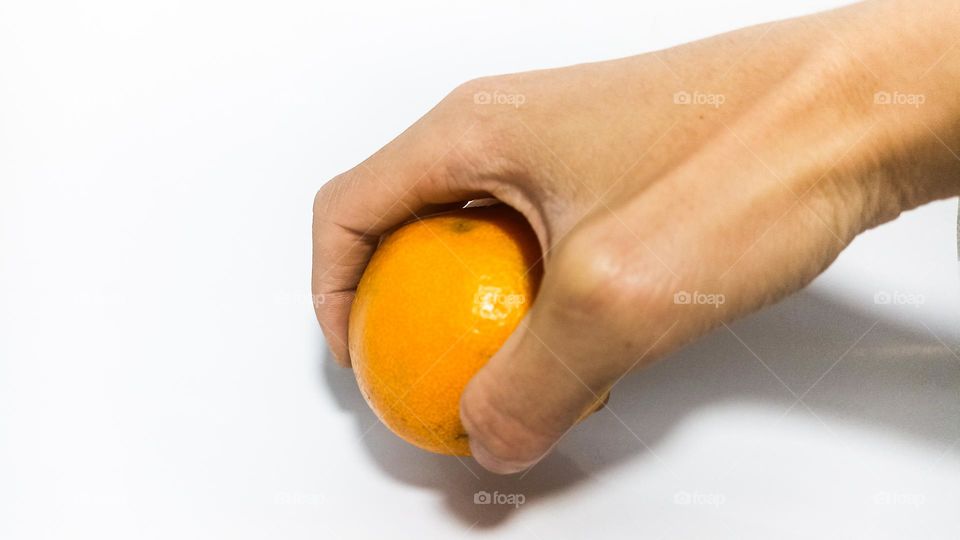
[{"left": 469, "top": 438, "right": 537, "bottom": 475}]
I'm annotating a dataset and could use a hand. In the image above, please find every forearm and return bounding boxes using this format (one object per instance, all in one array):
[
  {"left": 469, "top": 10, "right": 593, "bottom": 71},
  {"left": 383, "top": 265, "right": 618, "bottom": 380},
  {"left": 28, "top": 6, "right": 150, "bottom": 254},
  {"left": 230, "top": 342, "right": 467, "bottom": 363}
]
[
  {"left": 647, "top": 0, "right": 960, "bottom": 233},
  {"left": 830, "top": 0, "right": 960, "bottom": 213}
]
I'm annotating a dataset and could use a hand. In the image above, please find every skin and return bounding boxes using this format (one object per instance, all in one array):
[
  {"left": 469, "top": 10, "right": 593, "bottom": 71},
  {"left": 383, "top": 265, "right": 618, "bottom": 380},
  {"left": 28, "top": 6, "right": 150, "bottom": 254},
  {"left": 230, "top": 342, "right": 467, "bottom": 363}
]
[{"left": 313, "top": 0, "right": 960, "bottom": 474}]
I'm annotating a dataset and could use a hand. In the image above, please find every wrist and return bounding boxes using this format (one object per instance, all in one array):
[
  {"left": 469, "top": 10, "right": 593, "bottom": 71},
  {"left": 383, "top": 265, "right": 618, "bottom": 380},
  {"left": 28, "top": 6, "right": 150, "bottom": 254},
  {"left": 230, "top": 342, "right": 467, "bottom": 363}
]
[{"left": 826, "top": 0, "right": 960, "bottom": 211}]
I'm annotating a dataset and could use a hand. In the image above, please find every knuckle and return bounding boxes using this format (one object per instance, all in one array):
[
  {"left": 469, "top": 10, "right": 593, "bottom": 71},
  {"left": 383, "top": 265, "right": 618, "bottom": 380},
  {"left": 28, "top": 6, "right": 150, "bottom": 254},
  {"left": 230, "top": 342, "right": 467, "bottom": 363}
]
[
  {"left": 313, "top": 186, "right": 328, "bottom": 216},
  {"left": 447, "top": 77, "right": 495, "bottom": 105},
  {"left": 313, "top": 175, "right": 345, "bottom": 219},
  {"left": 444, "top": 78, "right": 518, "bottom": 148},
  {"left": 426, "top": 78, "right": 534, "bottom": 187},
  {"left": 549, "top": 234, "right": 634, "bottom": 314},
  {"left": 547, "top": 230, "right": 676, "bottom": 324},
  {"left": 313, "top": 183, "right": 329, "bottom": 208}
]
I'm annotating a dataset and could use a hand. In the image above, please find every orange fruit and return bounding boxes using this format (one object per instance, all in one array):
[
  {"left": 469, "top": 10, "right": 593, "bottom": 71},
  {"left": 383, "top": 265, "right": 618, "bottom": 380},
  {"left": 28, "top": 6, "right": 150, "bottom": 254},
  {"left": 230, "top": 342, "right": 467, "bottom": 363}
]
[{"left": 349, "top": 205, "right": 543, "bottom": 455}]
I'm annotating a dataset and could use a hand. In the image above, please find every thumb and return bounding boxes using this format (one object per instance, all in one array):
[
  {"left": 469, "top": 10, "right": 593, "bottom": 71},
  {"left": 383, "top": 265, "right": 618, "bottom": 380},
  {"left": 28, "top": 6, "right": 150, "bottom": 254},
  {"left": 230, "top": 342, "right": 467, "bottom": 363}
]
[{"left": 459, "top": 241, "right": 645, "bottom": 474}]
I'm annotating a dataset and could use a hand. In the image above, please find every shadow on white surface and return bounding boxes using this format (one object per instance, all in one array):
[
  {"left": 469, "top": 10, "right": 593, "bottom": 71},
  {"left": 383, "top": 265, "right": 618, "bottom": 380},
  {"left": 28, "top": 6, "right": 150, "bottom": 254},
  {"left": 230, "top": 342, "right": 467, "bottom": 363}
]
[{"left": 319, "top": 288, "right": 959, "bottom": 528}]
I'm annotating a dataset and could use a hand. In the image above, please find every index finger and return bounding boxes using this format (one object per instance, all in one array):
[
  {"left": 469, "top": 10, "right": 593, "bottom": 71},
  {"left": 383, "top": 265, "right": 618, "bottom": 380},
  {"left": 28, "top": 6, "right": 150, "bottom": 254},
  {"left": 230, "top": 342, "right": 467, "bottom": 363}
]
[{"left": 312, "top": 120, "right": 486, "bottom": 366}]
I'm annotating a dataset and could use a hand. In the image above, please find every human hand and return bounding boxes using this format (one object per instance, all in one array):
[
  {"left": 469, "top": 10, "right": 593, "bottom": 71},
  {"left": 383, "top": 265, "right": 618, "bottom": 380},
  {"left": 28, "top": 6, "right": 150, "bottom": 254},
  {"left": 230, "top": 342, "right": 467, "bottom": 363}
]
[{"left": 314, "top": 0, "right": 960, "bottom": 473}]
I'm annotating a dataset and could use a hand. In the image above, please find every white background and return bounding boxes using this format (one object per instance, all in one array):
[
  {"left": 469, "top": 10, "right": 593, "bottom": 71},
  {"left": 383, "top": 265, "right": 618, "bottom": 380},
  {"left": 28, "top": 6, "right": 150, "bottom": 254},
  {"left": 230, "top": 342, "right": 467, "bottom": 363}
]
[{"left": 1, "top": 1, "right": 958, "bottom": 538}]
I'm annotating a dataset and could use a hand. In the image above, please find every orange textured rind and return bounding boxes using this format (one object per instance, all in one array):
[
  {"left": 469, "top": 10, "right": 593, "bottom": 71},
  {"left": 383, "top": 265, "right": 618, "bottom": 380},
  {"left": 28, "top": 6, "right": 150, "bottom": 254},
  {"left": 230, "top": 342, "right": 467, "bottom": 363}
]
[{"left": 349, "top": 205, "right": 542, "bottom": 455}]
